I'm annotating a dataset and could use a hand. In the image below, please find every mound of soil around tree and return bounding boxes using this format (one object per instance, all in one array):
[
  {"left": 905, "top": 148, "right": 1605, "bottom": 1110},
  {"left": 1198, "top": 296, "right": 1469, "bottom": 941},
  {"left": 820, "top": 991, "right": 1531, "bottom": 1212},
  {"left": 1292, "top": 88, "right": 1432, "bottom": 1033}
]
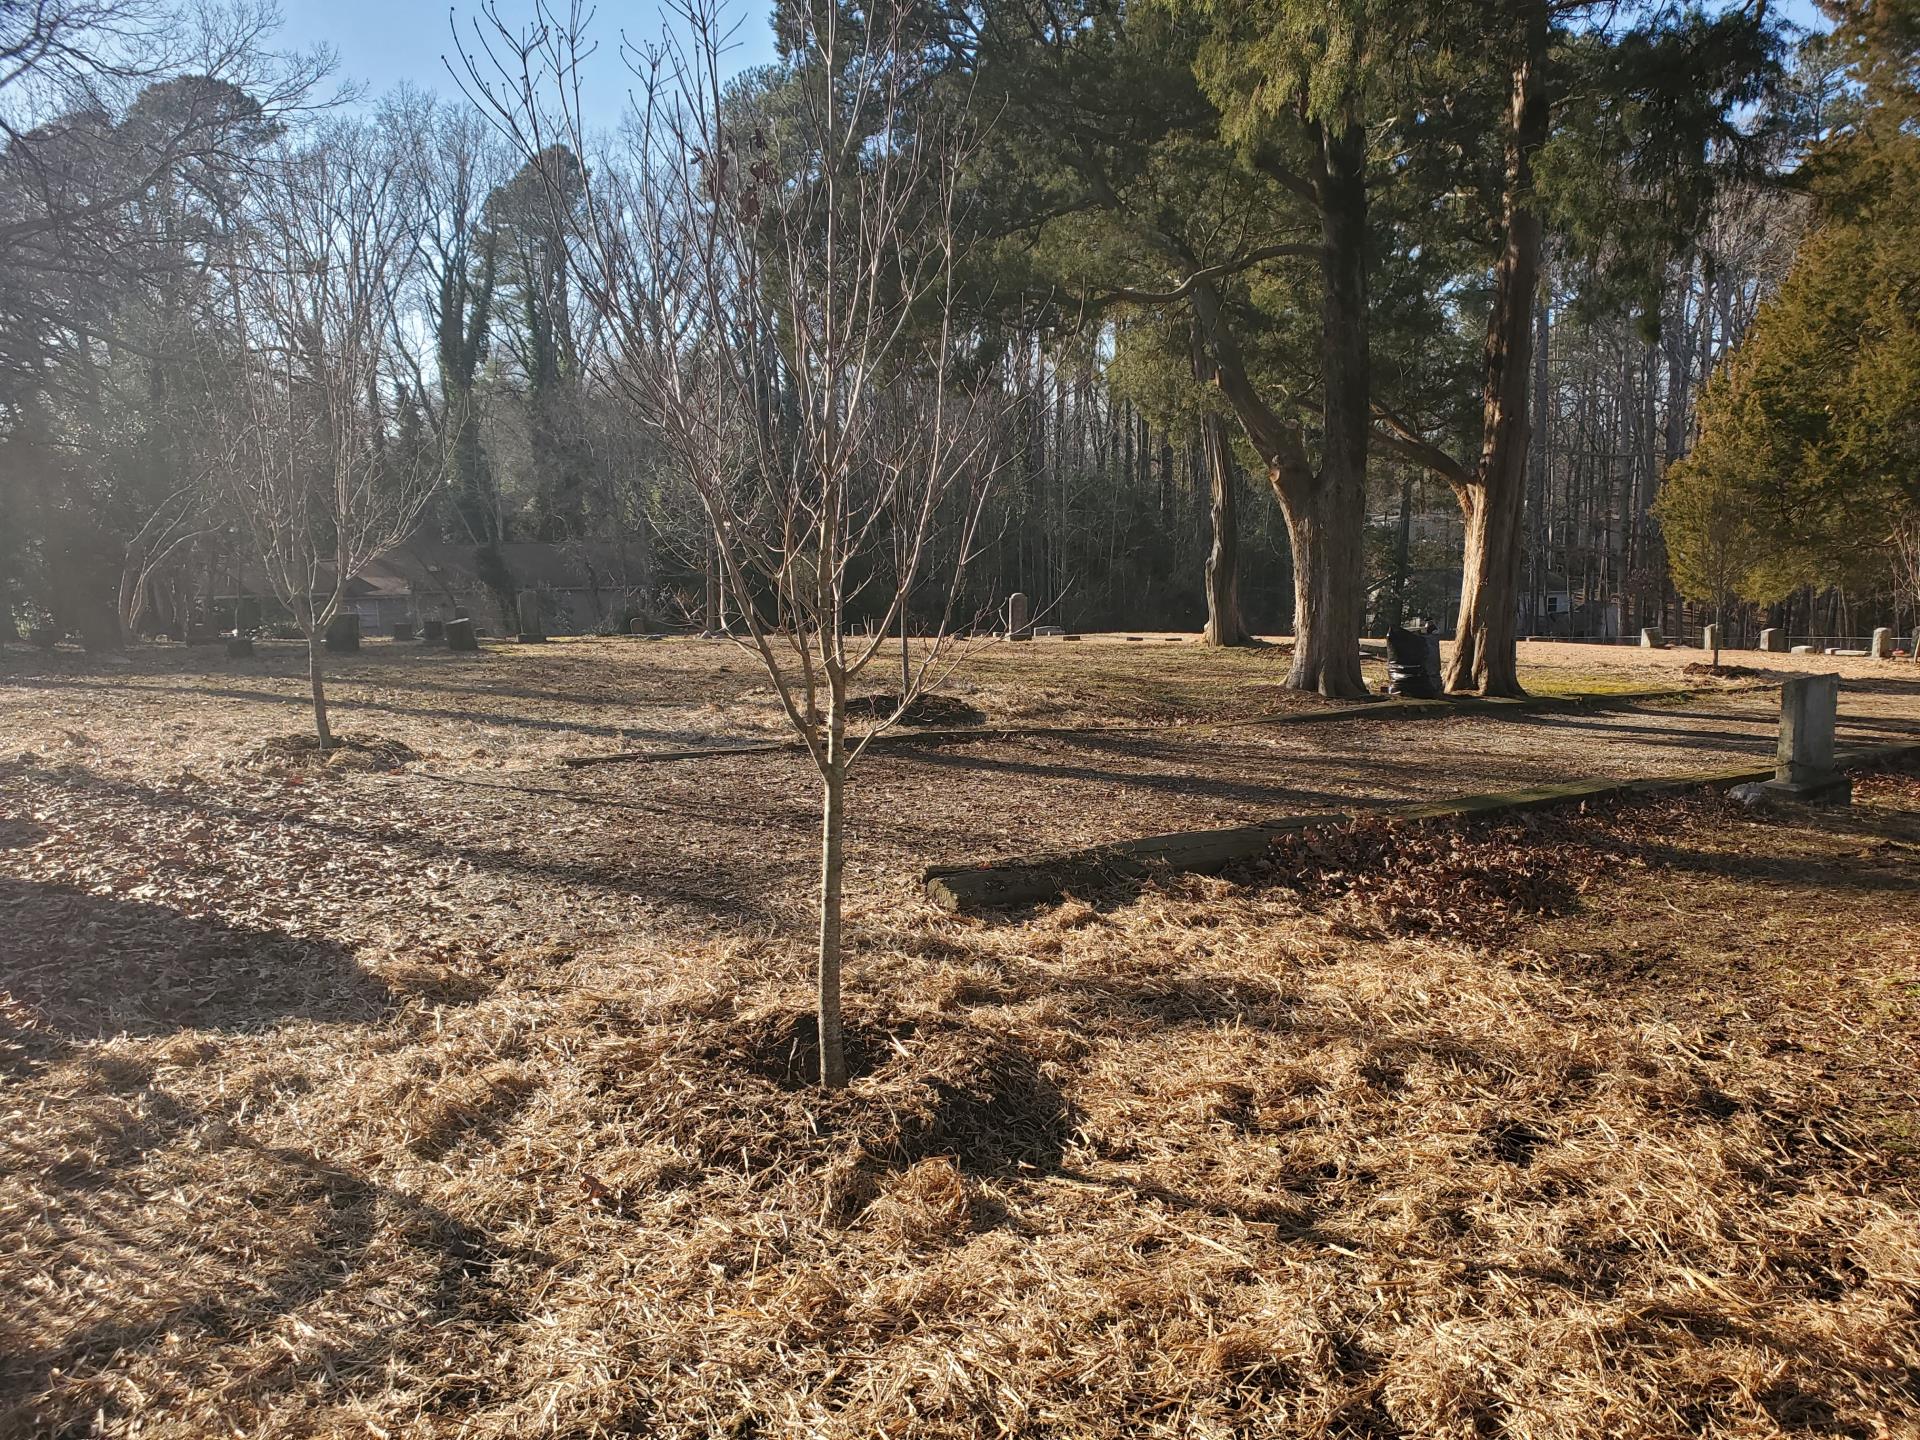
[
  {"left": 843, "top": 692, "right": 987, "bottom": 727},
  {"left": 245, "top": 732, "right": 421, "bottom": 771}
]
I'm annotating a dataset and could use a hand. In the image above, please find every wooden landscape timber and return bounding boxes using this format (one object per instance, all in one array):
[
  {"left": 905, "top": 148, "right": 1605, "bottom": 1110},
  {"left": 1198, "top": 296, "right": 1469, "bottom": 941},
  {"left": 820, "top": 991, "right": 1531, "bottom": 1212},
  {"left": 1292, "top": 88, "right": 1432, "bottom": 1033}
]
[{"left": 923, "top": 740, "right": 1920, "bottom": 913}]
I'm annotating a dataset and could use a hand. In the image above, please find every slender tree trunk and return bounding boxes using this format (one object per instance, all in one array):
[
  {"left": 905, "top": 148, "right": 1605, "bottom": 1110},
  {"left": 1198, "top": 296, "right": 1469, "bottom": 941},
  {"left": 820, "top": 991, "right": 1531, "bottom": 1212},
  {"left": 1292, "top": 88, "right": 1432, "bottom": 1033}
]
[
  {"left": 1389, "top": 472, "right": 1416, "bottom": 630},
  {"left": 1202, "top": 419, "right": 1245, "bottom": 645},
  {"left": 816, "top": 685, "right": 848, "bottom": 1089},
  {"left": 307, "top": 629, "right": 333, "bottom": 749},
  {"left": 1192, "top": 329, "right": 1247, "bottom": 646},
  {"left": 1446, "top": 2, "right": 1548, "bottom": 697}
]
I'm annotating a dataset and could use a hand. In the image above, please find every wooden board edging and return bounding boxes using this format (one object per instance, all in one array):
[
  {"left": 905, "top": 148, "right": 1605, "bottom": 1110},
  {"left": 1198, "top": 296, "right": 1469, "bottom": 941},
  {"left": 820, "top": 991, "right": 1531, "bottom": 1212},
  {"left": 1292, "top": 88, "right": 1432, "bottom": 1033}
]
[{"left": 922, "top": 740, "right": 1920, "bottom": 913}]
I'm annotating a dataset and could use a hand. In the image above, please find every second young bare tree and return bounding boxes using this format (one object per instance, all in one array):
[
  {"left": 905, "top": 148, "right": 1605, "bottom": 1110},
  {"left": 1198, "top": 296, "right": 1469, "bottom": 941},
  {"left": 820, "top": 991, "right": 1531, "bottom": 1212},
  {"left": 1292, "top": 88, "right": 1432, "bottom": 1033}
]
[
  {"left": 465, "top": 0, "right": 1002, "bottom": 1086},
  {"left": 215, "top": 119, "right": 439, "bottom": 747}
]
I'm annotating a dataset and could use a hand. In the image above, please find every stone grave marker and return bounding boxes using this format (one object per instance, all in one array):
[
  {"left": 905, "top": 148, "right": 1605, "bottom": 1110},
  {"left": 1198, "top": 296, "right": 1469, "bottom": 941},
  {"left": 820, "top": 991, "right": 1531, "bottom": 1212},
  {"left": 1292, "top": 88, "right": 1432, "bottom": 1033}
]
[
  {"left": 421, "top": 618, "right": 445, "bottom": 644},
  {"left": 1758, "top": 673, "right": 1849, "bottom": 804},
  {"left": 392, "top": 621, "right": 415, "bottom": 643},
  {"left": 517, "top": 590, "right": 547, "bottom": 644},
  {"left": 1006, "top": 592, "right": 1032, "bottom": 641},
  {"left": 225, "top": 634, "right": 254, "bottom": 659},
  {"left": 1758, "top": 627, "right": 1786, "bottom": 652},
  {"left": 1640, "top": 627, "right": 1667, "bottom": 649},
  {"left": 1871, "top": 627, "right": 1893, "bottom": 659},
  {"left": 324, "top": 613, "right": 361, "bottom": 653},
  {"left": 1702, "top": 622, "right": 1721, "bottom": 655},
  {"left": 446, "top": 617, "right": 478, "bottom": 652}
]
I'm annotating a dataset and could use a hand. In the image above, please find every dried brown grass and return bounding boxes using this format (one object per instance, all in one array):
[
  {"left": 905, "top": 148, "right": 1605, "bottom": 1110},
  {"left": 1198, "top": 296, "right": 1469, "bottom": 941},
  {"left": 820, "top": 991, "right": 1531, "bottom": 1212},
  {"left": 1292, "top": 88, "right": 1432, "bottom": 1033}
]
[{"left": 1, "top": 763, "right": 1917, "bottom": 1436}]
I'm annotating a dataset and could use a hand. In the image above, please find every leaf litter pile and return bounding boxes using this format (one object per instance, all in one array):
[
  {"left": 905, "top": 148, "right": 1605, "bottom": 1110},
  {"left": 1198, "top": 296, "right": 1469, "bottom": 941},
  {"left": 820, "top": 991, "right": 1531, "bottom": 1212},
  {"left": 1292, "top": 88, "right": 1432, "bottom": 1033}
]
[{"left": 3, "top": 699, "right": 1919, "bottom": 1436}]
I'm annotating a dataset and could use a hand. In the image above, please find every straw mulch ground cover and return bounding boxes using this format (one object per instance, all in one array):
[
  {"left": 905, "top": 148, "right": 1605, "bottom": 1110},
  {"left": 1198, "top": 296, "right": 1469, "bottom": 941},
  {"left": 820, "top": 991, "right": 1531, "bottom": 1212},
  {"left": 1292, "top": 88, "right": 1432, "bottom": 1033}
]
[{"left": 2, "top": 697, "right": 1915, "bottom": 1440}]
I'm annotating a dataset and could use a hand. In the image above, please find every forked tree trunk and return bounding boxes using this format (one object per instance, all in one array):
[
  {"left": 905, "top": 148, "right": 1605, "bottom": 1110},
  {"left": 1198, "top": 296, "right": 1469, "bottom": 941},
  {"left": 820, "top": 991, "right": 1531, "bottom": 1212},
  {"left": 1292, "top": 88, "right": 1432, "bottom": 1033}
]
[
  {"left": 816, "top": 688, "right": 848, "bottom": 1089},
  {"left": 1191, "top": 119, "right": 1370, "bottom": 697},
  {"left": 1446, "top": 2, "right": 1548, "bottom": 698}
]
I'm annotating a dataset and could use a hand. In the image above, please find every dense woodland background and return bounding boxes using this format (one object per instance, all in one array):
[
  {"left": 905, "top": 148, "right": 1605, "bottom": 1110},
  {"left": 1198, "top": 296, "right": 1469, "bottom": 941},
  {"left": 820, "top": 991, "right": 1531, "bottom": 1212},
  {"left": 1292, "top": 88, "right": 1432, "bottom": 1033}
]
[{"left": 1, "top": 0, "right": 1915, "bottom": 665}]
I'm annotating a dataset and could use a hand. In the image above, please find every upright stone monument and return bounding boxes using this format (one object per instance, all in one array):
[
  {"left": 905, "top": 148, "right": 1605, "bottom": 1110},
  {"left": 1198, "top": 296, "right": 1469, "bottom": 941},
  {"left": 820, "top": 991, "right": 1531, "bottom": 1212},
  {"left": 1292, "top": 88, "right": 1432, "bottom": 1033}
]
[
  {"left": 1701, "top": 623, "right": 1721, "bottom": 656},
  {"left": 517, "top": 590, "right": 547, "bottom": 644},
  {"left": 1758, "top": 627, "right": 1786, "bottom": 652},
  {"left": 1640, "top": 627, "right": 1667, "bottom": 649},
  {"left": 392, "top": 620, "right": 415, "bottom": 643},
  {"left": 445, "top": 617, "right": 478, "bottom": 652},
  {"left": 324, "top": 612, "right": 361, "bottom": 653},
  {"left": 421, "top": 618, "right": 445, "bottom": 645},
  {"left": 1006, "top": 592, "right": 1032, "bottom": 641},
  {"left": 1758, "top": 673, "right": 1849, "bottom": 804},
  {"left": 1871, "top": 627, "right": 1893, "bottom": 659}
]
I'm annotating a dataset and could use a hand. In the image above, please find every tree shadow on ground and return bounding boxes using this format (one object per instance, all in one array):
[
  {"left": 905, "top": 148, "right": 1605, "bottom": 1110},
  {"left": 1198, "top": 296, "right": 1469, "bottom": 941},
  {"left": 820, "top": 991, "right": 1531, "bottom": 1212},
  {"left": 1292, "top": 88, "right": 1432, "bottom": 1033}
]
[
  {"left": 0, "top": 1102, "right": 526, "bottom": 1437},
  {"left": 0, "top": 674, "right": 728, "bottom": 745},
  {"left": 0, "top": 875, "right": 391, "bottom": 1075},
  {"left": 11, "top": 767, "right": 784, "bottom": 926}
]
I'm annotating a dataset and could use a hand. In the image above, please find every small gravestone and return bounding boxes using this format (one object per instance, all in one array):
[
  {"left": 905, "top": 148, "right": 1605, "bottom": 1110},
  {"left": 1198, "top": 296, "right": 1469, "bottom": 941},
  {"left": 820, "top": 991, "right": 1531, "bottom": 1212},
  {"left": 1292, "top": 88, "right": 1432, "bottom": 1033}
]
[
  {"left": 225, "top": 634, "right": 254, "bottom": 659},
  {"left": 392, "top": 621, "right": 415, "bottom": 643},
  {"left": 421, "top": 618, "right": 445, "bottom": 644},
  {"left": 445, "top": 617, "right": 478, "bottom": 652},
  {"left": 1640, "top": 627, "right": 1667, "bottom": 649},
  {"left": 1006, "top": 592, "right": 1031, "bottom": 641},
  {"left": 1790, "top": 643, "right": 1822, "bottom": 655},
  {"left": 324, "top": 613, "right": 361, "bottom": 653},
  {"left": 517, "top": 590, "right": 547, "bottom": 644},
  {"left": 1701, "top": 622, "right": 1721, "bottom": 655},
  {"left": 1755, "top": 673, "right": 1848, "bottom": 804},
  {"left": 1871, "top": 627, "right": 1893, "bottom": 659},
  {"left": 1034, "top": 624, "right": 1066, "bottom": 637},
  {"left": 1759, "top": 627, "right": 1786, "bottom": 652}
]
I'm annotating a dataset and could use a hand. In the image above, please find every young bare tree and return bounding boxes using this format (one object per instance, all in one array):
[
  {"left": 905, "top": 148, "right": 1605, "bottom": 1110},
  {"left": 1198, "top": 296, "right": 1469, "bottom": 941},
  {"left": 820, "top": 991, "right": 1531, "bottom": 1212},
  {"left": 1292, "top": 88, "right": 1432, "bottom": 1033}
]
[
  {"left": 214, "top": 119, "right": 437, "bottom": 746},
  {"left": 464, "top": 0, "right": 1002, "bottom": 1086}
]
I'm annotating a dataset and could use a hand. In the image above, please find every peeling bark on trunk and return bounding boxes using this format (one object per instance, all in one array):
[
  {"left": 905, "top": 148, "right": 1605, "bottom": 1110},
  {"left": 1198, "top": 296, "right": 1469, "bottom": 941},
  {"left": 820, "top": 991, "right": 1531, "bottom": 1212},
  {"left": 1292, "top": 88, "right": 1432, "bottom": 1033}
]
[{"left": 1445, "top": 3, "right": 1549, "bottom": 698}]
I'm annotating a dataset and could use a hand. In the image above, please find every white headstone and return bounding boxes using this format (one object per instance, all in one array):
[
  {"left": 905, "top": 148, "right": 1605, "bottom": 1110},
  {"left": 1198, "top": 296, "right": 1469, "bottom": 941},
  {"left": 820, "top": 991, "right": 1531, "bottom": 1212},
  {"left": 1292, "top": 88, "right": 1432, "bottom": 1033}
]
[
  {"left": 1006, "top": 592, "right": 1031, "bottom": 640},
  {"left": 1871, "top": 627, "right": 1893, "bottom": 659},
  {"left": 1760, "top": 672, "right": 1849, "bottom": 803},
  {"left": 1702, "top": 623, "right": 1721, "bottom": 654}
]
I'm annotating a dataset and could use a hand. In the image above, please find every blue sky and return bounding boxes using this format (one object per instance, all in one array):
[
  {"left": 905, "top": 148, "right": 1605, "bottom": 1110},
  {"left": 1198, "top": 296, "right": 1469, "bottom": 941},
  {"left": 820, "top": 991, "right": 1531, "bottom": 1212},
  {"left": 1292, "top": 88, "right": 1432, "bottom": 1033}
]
[{"left": 274, "top": 1, "right": 781, "bottom": 126}]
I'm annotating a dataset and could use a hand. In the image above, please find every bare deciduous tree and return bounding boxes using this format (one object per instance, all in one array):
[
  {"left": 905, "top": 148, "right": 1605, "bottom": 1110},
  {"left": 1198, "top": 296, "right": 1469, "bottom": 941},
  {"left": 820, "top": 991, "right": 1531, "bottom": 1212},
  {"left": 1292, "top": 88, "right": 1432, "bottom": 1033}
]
[
  {"left": 213, "top": 119, "right": 438, "bottom": 746},
  {"left": 465, "top": 0, "right": 1003, "bottom": 1086}
]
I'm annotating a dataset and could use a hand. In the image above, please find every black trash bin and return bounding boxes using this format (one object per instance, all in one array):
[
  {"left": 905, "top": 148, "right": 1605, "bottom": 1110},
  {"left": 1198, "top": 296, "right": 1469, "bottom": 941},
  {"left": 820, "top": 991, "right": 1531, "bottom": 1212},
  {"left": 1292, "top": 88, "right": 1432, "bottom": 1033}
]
[{"left": 1386, "top": 624, "right": 1443, "bottom": 699}]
